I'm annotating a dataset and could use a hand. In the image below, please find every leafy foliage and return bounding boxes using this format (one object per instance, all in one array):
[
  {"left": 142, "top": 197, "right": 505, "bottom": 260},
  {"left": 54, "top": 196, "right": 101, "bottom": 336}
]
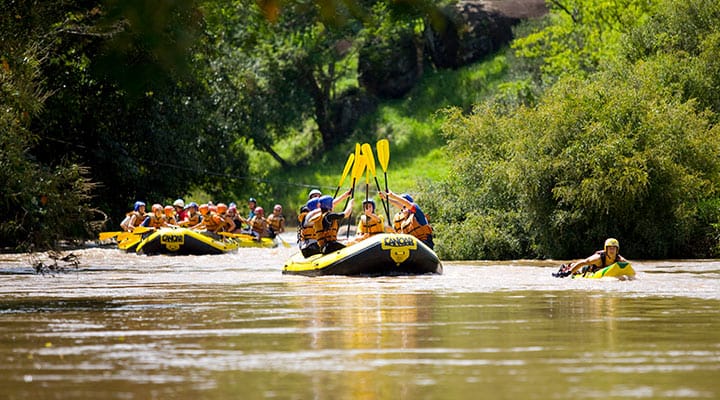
[{"left": 429, "top": 63, "right": 720, "bottom": 260}]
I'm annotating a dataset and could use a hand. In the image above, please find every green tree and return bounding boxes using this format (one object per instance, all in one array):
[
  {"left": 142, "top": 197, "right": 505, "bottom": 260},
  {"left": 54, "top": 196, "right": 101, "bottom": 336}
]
[
  {"left": 512, "top": 0, "right": 657, "bottom": 82},
  {"left": 430, "top": 66, "right": 720, "bottom": 260}
]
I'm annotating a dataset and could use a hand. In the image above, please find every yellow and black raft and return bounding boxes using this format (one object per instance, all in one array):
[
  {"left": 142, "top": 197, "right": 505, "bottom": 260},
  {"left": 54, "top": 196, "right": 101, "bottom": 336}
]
[
  {"left": 110, "top": 227, "right": 277, "bottom": 255},
  {"left": 573, "top": 261, "right": 636, "bottom": 280},
  {"left": 282, "top": 233, "right": 442, "bottom": 277}
]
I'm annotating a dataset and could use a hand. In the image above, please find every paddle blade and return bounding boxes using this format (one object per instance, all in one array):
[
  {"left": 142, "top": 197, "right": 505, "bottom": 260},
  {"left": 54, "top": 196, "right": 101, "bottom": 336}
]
[
  {"left": 361, "top": 143, "right": 377, "bottom": 176},
  {"left": 338, "top": 153, "right": 355, "bottom": 189},
  {"left": 99, "top": 231, "right": 121, "bottom": 241},
  {"left": 353, "top": 150, "right": 367, "bottom": 180},
  {"left": 377, "top": 139, "right": 389, "bottom": 172}
]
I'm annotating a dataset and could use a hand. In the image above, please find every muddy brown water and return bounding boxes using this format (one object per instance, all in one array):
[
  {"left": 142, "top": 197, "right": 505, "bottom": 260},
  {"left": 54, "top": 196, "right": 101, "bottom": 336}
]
[{"left": 1, "top": 235, "right": 718, "bottom": 399}]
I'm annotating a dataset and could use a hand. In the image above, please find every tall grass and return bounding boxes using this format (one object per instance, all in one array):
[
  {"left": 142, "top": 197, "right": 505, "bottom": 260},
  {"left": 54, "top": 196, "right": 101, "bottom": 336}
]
[{"left": 247, "top": 52, "right": 510, "bottom": 222}]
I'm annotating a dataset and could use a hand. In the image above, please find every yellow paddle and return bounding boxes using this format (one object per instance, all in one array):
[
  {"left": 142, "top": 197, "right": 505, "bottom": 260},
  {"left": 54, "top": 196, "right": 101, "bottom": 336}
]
[
  {"left": 99, "top": 231, "right": 123, "bottom": 241},
  {"left": 218, "top": 231, "right": 291, "bottom": 248},
  {"left": 361, "top": 142, "right": 391, "bottom": 223},
  {"left": 333, "top": 152, "right": 355, "bottom": 199},
  {"left": 376, "top": 138, "right": 391, "bottom": 217},
  {"left": 344, "top": 143, "right": 366, "bottom": 238},
  {"left": 116, "top": 226, "right": 152, "bottom": 242}
]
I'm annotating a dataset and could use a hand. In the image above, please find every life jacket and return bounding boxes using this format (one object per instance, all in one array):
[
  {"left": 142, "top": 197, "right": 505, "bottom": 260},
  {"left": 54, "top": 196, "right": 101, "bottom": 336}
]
[
  {"left": 203, "top": 212, "right": 223, "bottom": 232},
  {"left": 395, "top": 212, "right": 433, "bottom": 241},
  {"left": 359, "top": 214, "right": 385, "bottom": 235},
  {"left": 182, "top": 211, "right": 200, "bottom": 227},
  {"left": 147, "top": 214, "right": 165, "bottom": 229},
  {"left": 298, "top": 210, "right": 317, "bottom": 242},
  {"left": 267, "top": 214, "right": 285, "bottom": 232},
  {"left": 163, "top": 216, "right": 177, "bottom": 226},
  {"left": 128, "top": 211, "right": 144, "bottom": 228},
  {"left": 251, "top": 216, "right": 268, "bottom": 237},
  {"left": 314, "top": 211, "right": 340, "bottom": 248}
]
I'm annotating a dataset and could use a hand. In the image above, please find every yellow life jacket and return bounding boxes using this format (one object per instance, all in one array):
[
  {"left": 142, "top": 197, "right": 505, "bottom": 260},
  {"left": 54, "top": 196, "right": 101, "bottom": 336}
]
[
  {"left": 358, "top": 214, "right": 385, "bottom": 235},
  {"left": 267, "top": 214, "right": 285, "bottom": 232}
]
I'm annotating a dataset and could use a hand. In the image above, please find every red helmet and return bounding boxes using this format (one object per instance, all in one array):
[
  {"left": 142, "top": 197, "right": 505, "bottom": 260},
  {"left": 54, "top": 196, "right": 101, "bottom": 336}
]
[
  {"left": 152, "top": 203, "right": 163, "bottom": 213},
  {"left": 254, "top": 206, "right": 264, "bottom": 215}
]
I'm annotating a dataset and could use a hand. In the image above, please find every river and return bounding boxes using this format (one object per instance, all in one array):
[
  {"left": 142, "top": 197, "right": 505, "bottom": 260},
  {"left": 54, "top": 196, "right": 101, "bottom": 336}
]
[{"left": 1, "top": 235, "right": 719, "bottom": 400}]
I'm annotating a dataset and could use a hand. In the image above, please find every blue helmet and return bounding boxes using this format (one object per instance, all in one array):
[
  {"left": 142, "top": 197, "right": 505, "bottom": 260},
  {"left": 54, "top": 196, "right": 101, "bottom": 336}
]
[
  {"left": 401, "top": 194, "right": 414, "bottom": 203},
  {"left": 318, "top": 195, "right": 333, "bottom": 210},
  {"left": 188, "top": 202, "right": 198, "bottom": 209},
  {"left": 305, "top": 197, "right": 320, "bottom": 211},
  {"left": 134, "top": 201, "right": 146, "bottom": 211},
  {"left": 362, "top": 199, "right": 376, "bottom": 211}
]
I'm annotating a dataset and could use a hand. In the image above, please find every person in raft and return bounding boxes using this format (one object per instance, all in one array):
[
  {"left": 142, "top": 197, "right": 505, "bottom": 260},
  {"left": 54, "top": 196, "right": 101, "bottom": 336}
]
[
  {"left": 173, "top": 199, "right": 187, "bottom": 222},
  {"left": 380, "top": 191, "right": 434, "bottom": 249},
  {"left": 120, "top": 201, "right": 146, "bottom": 232},
  {"left": 266, "top": 204, "right": 285, "bottom": 238},
  {"left": 305, "top": 194, "right": 353, "bottom": 255},
  {"left": 298, "top": 197, "right": 321, "bottom": 257},
  {"left": 553, "top": 238, "right": 628, "bottom": 278},
  {"left": 347, "top": 199, "right": 388, "bottom": 245},
  {"left": 178, "top": 202, "right": 200, "bottom": 227}
]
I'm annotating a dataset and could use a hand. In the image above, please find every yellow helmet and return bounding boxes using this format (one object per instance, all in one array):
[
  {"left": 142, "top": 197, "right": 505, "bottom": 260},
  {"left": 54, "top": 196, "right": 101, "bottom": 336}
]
[{"left": 604, "top": 238, "right": 619, "bottom": 252}]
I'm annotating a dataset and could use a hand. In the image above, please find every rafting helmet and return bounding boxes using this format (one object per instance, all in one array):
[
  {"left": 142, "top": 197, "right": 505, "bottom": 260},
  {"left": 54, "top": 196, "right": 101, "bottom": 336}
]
[
  {"left": 305, "top": 197, "right": 320, "bottom": 211},
  {"left": 274, "top": 204, "right": 282, "bottom": 211},
  {"left": 248, "top": 197, "right": 256, "bottom": 204},
  {"left": 604, "top": 238, "right": 620, "bottom": 252},
  {"left": 308, "top": 189, "right": 322, "bottom": 199},
  {"left": 254, "top": 206, "right": 264, "bottom": 215},
  {"left": 362, "top": 199, "right": 376, "bottom": 212},
  {"left": 199, "top": 204, "right": 209, "bottom": 215},
  {"left": 134, "top": 201, "right": 146, "bottom": 211},
  {"left": 401, "top": 193, "right": 414, "bottom": 203},
  {"left": 151, "top": 204, "right": 163, "bottom": 214},
  {"left": 164, "top": 205, "right": 174, "bottom": 216},
  {"left": 173, "top": 199, "right": 185, "bottom": 208},
  {"left": 187, "top": 202, "right": 198, "bottom": 210},
  {"left": 318, "top": 195, "right": 333, "bottom": 210},
  {"left": 217, "top": 203, "right": 228, "bottom": 214}
]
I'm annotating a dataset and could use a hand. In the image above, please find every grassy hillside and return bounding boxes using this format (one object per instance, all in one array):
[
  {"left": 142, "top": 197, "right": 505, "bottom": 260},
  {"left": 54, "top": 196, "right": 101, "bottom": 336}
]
[{"left": 246, "top": 52, "right": 511, "bottom": 222}]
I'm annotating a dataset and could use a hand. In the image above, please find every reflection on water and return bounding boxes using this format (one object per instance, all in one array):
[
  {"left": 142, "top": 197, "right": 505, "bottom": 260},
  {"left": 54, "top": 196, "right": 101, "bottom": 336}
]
[{"left": 0, "top": 242, "right": 719, "bottom": 399}]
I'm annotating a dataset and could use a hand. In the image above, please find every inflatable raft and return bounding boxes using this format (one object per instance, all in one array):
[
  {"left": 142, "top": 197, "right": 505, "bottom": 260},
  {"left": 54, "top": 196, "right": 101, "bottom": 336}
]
[
  {"left": 113, "top": 228, "right": 276, "bottom": 255},
  {"left": 573, "top": 261, "right": 636, "bottom": 280},
  {"left": 282, "top": 233, "right": 442, "bottom": 277}
]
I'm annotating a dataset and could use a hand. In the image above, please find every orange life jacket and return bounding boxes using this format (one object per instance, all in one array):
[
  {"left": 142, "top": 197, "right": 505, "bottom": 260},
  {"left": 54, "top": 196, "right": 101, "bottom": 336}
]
[
  {"left": 394, "top": 212, "right": 432, "bottom": 241},
  {"left": 314, "top": 212, "right": 340, "bottom": 248}
]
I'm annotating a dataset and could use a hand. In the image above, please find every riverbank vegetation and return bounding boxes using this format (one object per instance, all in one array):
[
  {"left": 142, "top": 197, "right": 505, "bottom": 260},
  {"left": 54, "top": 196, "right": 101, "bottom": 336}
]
[
  {"left": 2, "top": 0, "right": 719, "bottom": 259},
  {"left": 425, "top": 0, "right": 720, "bottom": 259}
]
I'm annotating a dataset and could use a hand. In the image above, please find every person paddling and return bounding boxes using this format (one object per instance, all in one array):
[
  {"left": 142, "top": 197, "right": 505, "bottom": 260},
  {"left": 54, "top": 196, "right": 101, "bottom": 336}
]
[
  {"left": 306, "top": 195, "right": 353, "bottom": 254},
  {"left": 380, "top": 191, "right": 434, "bottom": 249},
  {"left": 553, "top": 238, "right": 628, "bottom": 277}
]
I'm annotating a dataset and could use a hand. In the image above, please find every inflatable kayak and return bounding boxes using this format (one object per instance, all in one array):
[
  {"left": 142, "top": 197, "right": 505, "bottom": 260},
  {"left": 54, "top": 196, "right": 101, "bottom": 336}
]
[
  {"left": 573, "top": 261, "right": 636, "bottom": 280},
  {"left": 282, "top": 233, "right": 442, "bottom": 277},
  {"left": 110, "top": 228, "right": 276, "bottom": 255}
]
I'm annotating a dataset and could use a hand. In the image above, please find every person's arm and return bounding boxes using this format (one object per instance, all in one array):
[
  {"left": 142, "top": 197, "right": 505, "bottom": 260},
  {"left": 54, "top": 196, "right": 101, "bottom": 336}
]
[
  {"left": 303, "top": 208, "right": 322, "bottom": 227},
  {"left": 569, "top": 254, "right": 601, "bottom": 274},
  {"left": 332, "top": 190, "right": 351, "bottom": 208},
  {"left": 342, "top": 198, "right": 353, "bottom": 218}
]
